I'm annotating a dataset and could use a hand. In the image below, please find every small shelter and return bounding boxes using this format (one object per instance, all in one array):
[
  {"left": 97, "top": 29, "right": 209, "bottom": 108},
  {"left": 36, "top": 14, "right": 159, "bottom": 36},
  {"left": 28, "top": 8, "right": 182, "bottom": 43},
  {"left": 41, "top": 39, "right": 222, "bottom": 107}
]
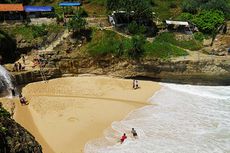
[
  {"left": 0, "top": 4, "right": 24, "bottom": 21},
  {"left": 59, "top": 1, "right": 81, "bottom": 19},
  {"left": 109, "top": 11, "right": 133, "bottom": 27},
  {"left": 24, "top": 6, "right": 54, "bottom": 18},
  {"left": 165, "top": 20, "right": 197, "bottom": 34}
]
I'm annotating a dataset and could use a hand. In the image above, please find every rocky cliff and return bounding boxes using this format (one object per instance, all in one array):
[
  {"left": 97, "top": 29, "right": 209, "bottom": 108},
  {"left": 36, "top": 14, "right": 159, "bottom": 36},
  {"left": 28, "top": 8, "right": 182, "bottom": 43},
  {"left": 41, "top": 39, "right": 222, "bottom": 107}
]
[
  {"left": 10, "top": 53, "right": 230, "bottom": 86},
  {"left": 0, "top": 104, "right": 42, "bottom": 153}
]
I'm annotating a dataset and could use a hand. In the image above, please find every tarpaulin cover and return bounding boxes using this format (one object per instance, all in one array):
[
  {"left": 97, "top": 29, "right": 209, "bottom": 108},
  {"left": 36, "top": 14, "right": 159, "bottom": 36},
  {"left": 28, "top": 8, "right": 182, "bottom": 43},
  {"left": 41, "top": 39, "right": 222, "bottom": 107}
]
[
  {"left": 0, "top": 4, "right": 23, "bottom": 12},
  {"left": 24, "top": 6, "right": 53, "bottom": 12},
  {"left": 59, "top": 2, "right": 81, "bottom": 7}
]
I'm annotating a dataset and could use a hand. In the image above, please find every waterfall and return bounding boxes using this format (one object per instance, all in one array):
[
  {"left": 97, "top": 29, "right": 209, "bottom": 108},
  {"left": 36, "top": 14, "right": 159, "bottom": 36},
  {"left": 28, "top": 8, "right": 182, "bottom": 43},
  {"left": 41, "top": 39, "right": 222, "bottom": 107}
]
[{"left": 0, "top": 65, "right": 15, "bottom": 97}]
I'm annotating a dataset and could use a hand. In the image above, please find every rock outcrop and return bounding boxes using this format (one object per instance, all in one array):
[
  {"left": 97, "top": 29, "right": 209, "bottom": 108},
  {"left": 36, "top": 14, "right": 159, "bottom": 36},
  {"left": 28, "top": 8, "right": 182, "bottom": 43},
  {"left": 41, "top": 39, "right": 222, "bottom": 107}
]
[
  {"left": 10, "top": 54, "right": 230, "bottom": 86},
  {"left": 0, "top": 104, "right": 42, "bottom": 153}
]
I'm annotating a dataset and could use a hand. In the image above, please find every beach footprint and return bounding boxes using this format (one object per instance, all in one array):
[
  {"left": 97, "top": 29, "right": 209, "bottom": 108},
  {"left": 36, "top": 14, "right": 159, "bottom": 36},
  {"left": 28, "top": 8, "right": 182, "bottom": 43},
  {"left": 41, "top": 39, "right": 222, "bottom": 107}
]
[{"left": 67, "top": 117, "right": 78, "bottom": 122}]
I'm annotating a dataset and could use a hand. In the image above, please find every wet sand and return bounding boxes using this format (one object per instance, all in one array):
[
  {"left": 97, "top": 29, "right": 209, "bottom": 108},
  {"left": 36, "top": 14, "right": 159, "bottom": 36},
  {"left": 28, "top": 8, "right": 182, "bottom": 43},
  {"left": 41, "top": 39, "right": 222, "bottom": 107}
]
[{"left": 9, "top": 76, "right": 160, "bottom": 153}]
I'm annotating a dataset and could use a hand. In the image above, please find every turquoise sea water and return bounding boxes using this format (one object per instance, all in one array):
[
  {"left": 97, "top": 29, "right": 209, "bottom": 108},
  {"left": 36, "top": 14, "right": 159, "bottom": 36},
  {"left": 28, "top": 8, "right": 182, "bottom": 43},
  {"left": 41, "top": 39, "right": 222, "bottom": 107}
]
[{"left": 85, "top": 83, "right": 230, "bottom": 153}]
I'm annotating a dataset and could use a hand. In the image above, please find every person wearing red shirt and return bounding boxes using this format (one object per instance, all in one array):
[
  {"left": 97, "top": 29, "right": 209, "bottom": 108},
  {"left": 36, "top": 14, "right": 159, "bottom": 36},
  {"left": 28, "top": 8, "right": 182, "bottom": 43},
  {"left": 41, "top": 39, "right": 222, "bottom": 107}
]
[{"left": 120, "top": 133, "right": 127, "bottom": 144}]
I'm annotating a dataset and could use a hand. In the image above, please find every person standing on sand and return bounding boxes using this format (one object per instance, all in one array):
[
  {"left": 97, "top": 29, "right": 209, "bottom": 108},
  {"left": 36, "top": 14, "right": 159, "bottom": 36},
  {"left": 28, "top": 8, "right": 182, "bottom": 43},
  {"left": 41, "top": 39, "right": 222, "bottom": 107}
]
[
  {"left": 133, "top": 80, "right": 135, "bottom": 89},
  {"left": 135, "top": 80, "right": 139, "bottom": 89},
  {"left": 120, "top": 133, "right": 127, "bottom": 144}
]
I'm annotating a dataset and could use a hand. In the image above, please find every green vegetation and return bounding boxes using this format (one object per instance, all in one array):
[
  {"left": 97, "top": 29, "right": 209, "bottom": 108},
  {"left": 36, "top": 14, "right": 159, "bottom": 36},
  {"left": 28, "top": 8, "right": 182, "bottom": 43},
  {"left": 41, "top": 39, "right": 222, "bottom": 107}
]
[
  {"left": 181, "top": 0, "right": 230, "bottom": 18},
  {"left": 128, "top": 21, "right": 146, "bottom": 35},
  {"left": 9, "top": 24, "right": 62, "bottom": 41},
  {"left": 67, "top": 14, "right": 87, "bottom": 35},
  {"left": 192, "top": 10, "right": 225, "bottom": 34},
  {"left": 145, "top": 41, "right": 188, "bottom": 59},
  {"left": 128, "top": 35, "right": 146, "bottom": 59},
  {"left": 175, "top": 12, "right": 193, "bottom": 21},
  {"left": 86, "top": 0, "right": 106, "bottom": 5},
  {"left": 87, "top": 30, "right": 127, "bottom": 56},
  {"left": 193, "top": 32, "right": 205, "bottom": 42},
  {"left": 152, "top": 0, "right": 182, "bottom": 20},
  {"left": 86, "top": 30, "right": 188, "bottom": 59},
  {"left": 155, "top": 32, "right": 202, "bottom": 51},
  {"left": 0, "top": 105, "right": 10, "bottom": 118}
]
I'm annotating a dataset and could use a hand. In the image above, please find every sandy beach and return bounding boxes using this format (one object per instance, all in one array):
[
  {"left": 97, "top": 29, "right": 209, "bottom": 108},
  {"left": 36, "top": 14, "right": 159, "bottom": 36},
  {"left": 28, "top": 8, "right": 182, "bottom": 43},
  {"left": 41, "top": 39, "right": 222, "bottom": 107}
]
[{"left": 6, "top": 76, "right": 160, "bottom": 153}]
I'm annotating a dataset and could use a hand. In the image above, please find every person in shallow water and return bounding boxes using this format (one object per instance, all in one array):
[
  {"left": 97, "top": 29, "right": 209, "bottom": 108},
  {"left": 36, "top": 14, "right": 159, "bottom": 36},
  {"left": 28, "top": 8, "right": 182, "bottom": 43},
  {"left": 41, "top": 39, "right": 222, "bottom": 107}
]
[
  {"left": 131, "top": 128, "right": 138, "bottom": 138},
  {"left": 120, "top": 133, "right": 127, "bottom": 144}
]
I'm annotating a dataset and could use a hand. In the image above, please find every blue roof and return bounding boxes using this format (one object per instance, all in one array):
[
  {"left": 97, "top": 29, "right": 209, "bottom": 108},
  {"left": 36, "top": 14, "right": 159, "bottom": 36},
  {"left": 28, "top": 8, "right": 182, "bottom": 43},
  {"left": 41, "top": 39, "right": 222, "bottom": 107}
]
[
  {"left": 24, "top": 6, "right": 54, "bottom": 12},
  {"left": 59, "top": 2, "right": 81, "bottom": 7}
]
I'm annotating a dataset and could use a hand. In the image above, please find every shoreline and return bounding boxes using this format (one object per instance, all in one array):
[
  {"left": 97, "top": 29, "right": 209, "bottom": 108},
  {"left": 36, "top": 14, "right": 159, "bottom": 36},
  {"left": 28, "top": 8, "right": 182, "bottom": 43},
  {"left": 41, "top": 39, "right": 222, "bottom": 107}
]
[{"left": 3, "top": 76, "right": 160, "bottom": 153}]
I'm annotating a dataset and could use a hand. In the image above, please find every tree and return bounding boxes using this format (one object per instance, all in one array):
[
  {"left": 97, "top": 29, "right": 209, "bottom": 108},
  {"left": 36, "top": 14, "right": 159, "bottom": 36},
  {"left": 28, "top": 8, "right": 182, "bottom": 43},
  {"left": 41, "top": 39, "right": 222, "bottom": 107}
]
[
  {"left": 67, "top": 13, "right": 87, "bottom": 36},
  {"left": 128, "top": 35, "right": 146, "bottom": 59},
  {"left": 181, "top": 0, "right": 199, "bottom": 14},
  {"left": 181, "top": 0, "right": 230, "bottom": 17},
  {"left": 176, "top": 12, "right": 194, "bottom": 21},
  {"left": 192, "top": 10, "right": 225, "bottom": 34}
]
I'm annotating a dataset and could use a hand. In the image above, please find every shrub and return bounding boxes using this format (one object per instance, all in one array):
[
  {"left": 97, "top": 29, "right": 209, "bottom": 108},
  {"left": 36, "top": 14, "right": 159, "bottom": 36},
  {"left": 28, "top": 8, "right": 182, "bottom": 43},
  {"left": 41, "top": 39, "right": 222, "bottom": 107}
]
[
  {"left": 194, "top": 32, "right": 205, "bottom": 42},
  {"left": 87, "top": 30, "right": 127, "bottom": 56},
  {"left": 128, "top": 35, "right": 146, "bottom": 59},
  {"left": 78, "top": 8, "right": 89, "bottom": 17},
  {"left": 192, "top": 10, "right": 225, "bottom": 34},
  {"left": 169, "top": 2, "right": 177, "bottom": 8},
  {"left": 128, "top": 21, "right": 146, "bottom": 35},
  {"left": 67, "top": 13, "right": 87, "bottom": 35},
  {"left": 145, "top": 41, "right": 188, "bottom": 59},
  {"left": 176, "top": 13, "right": 194, "bottom": 21},
  {"left": 155, "top": 32, "right": 202, "bottom": 50},
  {"left": 31, "top": 24, "right": 47, "bottom": 38},
  {"left": 0, "top": 106, "right": 10, "bottom": 118}
]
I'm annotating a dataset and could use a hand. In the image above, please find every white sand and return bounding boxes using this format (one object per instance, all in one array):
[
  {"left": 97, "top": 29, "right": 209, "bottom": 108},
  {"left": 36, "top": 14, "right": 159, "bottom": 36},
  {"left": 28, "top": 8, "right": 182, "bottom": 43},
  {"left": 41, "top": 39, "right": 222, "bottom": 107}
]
[{"left": 12, "top": 76, "right": 160, "bottom": 153}]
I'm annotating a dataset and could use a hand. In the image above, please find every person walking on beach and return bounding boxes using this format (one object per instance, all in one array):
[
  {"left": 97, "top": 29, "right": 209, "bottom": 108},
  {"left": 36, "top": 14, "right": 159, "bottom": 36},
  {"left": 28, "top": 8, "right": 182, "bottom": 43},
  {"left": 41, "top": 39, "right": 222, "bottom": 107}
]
[
  {"left": 120, "top": 133, "right": 127, "bottom": 144},
  {"left": 133, "top": 80, "right": 135, "bottom": 89},
  {"left": 135, "top": 80, "right": 139, "bottom": 89},
  {"left": 131, "top": 128, "right": 138, "bottom": 139}
]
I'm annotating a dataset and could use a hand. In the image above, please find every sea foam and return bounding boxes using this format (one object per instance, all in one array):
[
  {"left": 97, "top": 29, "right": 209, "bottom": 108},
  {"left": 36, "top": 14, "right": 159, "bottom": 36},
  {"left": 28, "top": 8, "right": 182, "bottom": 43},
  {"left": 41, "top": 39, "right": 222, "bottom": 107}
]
[{"left": 85, "top": 83, "right": 230, "bottom": 153}]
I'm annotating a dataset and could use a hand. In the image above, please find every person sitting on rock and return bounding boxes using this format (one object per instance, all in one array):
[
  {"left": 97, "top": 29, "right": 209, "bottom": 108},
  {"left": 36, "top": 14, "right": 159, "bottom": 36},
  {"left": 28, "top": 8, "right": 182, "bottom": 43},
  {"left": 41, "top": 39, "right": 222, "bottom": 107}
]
[
  {"left": 13, "top": 63, "right": 18, "bottom": 72},
  {"left": 19, "top": 94, "right": 27, "bottom": 105}
]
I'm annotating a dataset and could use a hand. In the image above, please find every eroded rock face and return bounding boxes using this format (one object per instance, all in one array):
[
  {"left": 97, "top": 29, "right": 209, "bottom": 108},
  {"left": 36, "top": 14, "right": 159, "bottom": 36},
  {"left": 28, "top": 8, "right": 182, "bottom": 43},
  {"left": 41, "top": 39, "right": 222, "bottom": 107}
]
[
  {"left": 0, "top": 105, "right": 42, "bottom": 153},
  {"left": 11, "top": 54, "right": 230, "bottom": 86}
]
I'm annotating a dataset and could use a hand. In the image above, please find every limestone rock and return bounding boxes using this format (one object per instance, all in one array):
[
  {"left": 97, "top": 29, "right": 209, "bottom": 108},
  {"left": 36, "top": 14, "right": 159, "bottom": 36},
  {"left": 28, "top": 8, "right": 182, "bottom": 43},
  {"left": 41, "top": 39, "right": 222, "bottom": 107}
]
[{"left": 203, "top": 39, "right": 212, "bottom": 46}]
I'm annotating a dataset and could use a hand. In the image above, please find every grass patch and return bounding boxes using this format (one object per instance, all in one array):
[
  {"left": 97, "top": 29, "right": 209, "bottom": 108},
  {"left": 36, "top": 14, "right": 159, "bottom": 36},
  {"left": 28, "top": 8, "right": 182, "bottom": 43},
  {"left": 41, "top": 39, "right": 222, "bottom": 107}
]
[
  {"left": 84, "top": 1, "right": 107, "bottom": 16},
  {"left": 87, "top": 30, "right": 129, "bottom": 56},
  {"left": 86, "top": 29, "right": 188, "bottom": 59},
  {"left": 9, "top": 24, "right": 62, "bottom": 41},
  {"left": 145, "top": 41, "right": 188, "bottom": 59},
  {"left": 155, "top": 32, "right": 202, "bottom": 50},
  {"left": 153, "top": 0, "right": 183, "bottom": 20}
]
